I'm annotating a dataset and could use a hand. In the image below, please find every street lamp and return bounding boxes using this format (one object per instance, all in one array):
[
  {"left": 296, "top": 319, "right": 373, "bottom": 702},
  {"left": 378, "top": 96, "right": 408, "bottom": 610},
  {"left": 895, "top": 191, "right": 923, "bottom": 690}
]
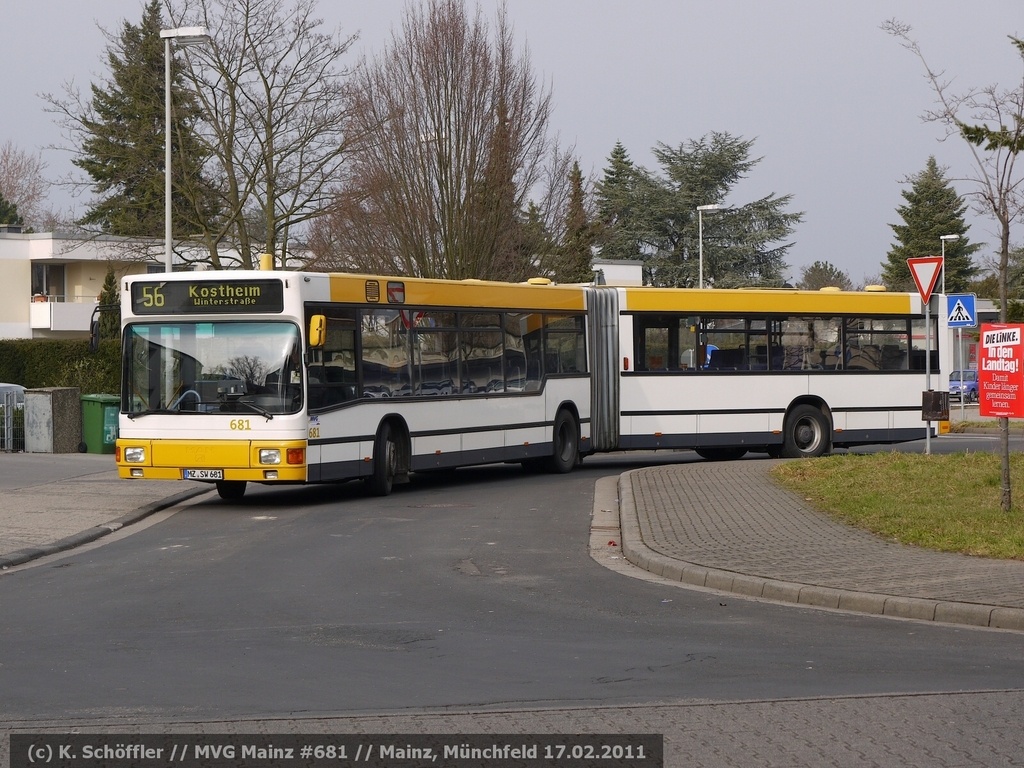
[
  {"left": 940, "top": 233, "right": 964, "bottom": 420},
  {"left": 161, "top": 26, "right": 210, "bottom": 272},
  {"left": 696, "top": 204, "right": 721, "bottom": 289},
  {"left": 939, "top": 234, "right": 960, "bottom": 295}
]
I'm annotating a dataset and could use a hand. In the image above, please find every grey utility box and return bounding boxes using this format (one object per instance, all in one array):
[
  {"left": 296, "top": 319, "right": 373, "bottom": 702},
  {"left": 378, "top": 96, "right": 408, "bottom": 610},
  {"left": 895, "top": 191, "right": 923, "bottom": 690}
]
[{"left": 25, "top": 387, "right": 82, "bottom": 454}]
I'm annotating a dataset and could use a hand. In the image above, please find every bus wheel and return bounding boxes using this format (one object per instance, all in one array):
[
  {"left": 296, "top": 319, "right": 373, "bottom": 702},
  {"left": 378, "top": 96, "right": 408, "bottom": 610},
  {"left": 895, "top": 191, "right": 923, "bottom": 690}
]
[
  {"left": 782, "top": 404, "right": 831, "bottom": 458},
  {"left": 367, "top": 422, "right": 398, "bottom": 496},
  {"left": 695, "top": 447, "right": 747, "bottom": 461},
  {"left": 216, "top": 480, "right": 246, "bottom": 500},
  {"left": 548, "top": 410, "right": 579, "bottom": 474}
]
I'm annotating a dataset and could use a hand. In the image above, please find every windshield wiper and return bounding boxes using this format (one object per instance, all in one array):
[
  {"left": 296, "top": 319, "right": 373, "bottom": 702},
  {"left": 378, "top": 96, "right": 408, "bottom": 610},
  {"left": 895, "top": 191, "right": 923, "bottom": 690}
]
[
  {"left": 232, "top": 396, "right": 274, "bottom": 420},
  {"left": 126, "top": 410, "right": 162, "bottom": 420}
]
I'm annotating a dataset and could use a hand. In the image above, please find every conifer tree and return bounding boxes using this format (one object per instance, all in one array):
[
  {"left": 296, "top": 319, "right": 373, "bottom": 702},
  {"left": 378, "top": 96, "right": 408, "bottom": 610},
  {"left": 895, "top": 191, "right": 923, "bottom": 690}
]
[
  {"left": 97, "top": 267, "right": 121, "bottom": 340},
  {"left": 594, "top": 142, "right": 644, "bottom": 262},
  {"left": 882, "top": 156, "right": 979, "bottom": 293},
  {"left": 595, "top": 133, "right": 801, "bottom": 287},
  {"left": 556, "top": 161, "right": 596, "bottom": 282},
  {"left": 73, "top": 0, "right": 215, "bottom": 238},
  {"left": 516, "top": 201, "right": 554, "bottom": 273},
  {"left": 797, "top": 261, "right": 853, "bottom": 291}
]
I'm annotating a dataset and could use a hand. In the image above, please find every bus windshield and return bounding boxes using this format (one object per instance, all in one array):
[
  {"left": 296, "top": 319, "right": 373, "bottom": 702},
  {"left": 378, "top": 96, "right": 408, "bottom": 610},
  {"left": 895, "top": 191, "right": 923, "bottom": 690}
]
[{"left": 123, "top": 321, "right": 303, "bottom": 417}]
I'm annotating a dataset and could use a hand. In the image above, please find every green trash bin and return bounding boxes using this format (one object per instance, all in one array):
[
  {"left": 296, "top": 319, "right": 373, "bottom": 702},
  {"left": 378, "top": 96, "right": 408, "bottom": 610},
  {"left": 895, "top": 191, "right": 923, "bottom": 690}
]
[{"left": 81, "top": 394, "right": 120, "bottom": 454}]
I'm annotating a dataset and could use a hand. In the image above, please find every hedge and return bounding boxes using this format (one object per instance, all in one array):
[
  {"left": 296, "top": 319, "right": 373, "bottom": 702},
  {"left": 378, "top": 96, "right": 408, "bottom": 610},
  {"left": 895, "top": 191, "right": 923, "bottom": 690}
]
[{"left": 0, "top": 339, "right": 121, "bottom": 394}]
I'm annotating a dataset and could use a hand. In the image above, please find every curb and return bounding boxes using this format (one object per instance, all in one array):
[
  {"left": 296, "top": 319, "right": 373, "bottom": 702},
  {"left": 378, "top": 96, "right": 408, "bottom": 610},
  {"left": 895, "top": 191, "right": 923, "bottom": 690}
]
[
  {"left": 613, "top": 469, "right": 1024, "bottom": 632},
  {"left": 0, "top": 486, "right": 212, "bottom": 570}
]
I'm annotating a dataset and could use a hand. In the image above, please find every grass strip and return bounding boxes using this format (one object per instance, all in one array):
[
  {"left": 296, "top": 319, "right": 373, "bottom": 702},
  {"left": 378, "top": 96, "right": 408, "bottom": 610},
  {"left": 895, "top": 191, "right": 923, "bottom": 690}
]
[{"left": 770, "top": 452, "right": 1024, "bottom": 560}]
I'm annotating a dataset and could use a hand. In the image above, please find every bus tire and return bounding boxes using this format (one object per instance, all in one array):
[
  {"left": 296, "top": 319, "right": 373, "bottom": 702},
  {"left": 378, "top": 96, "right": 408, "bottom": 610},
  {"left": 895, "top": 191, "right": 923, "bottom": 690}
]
[
  {"left": 367, "top": 421, "right": 398, "bottom": 496},
  {"left": 548, "top": 409, "right": 579, "bottom": 474},
  {"left": 216, "top": 480, "right": 247, "bottom": 500},
  {"left": 695, "top": 447, "right": 747, "bottom": 461},
  {"left": 782, "top": 404, "right": 831, "bottom": 459}
]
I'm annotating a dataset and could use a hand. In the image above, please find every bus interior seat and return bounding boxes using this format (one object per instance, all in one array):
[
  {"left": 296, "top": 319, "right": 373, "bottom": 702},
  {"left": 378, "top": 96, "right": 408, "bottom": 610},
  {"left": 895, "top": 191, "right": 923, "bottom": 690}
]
[
  {"left": 708, "top": 348, "right": 745, "bottom": 370},
  {"left": 847, "top": 344, "right": 881, "bottom": 371},
  {"left": 881, "top": 345, "right": 908, "bottom": 370}
]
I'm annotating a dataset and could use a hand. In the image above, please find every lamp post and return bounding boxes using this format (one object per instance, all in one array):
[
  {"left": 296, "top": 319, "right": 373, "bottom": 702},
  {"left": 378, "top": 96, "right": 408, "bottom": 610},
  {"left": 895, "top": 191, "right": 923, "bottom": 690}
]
[
  {"left": 940, "top": 233, "right": 963, "bottom": 419},
  {"left": 939, "top": 234, "right": 960, "bottom": 296},
  {"left": 696, "top": 204, "right": 721, "bottom": 289},
  {"left": 161, "top": 26, "right": 210, "bottom": 272}
]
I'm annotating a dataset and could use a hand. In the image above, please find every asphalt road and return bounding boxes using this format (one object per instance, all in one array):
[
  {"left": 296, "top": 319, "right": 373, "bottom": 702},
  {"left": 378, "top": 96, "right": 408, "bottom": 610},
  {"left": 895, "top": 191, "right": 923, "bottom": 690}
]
[
  {"left": 3, "top": 446, "right": 1024, "bottom": 766},
  {"left": 3, "top": 454, "right": 1023, "bottom": 706}
]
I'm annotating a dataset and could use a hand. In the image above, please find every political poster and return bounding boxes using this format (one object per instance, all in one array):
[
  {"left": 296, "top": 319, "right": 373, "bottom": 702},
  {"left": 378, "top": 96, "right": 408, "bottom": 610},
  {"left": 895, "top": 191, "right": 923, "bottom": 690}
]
[{"left": 979, "top": 323, "right": 1024, "bottom": 418}]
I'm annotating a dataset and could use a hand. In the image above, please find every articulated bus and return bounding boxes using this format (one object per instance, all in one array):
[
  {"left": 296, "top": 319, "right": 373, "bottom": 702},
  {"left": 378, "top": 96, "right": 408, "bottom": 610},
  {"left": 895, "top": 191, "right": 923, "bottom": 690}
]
[{"left": 115, "top": 270, "right": 948, "bottom": 499}]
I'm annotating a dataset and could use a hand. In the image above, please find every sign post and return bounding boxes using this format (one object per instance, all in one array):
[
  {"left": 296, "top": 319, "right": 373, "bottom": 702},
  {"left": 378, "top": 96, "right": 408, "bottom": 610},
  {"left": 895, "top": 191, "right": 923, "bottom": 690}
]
[{"left": 907, "top": 256, "right": 944, "bottom": 454}]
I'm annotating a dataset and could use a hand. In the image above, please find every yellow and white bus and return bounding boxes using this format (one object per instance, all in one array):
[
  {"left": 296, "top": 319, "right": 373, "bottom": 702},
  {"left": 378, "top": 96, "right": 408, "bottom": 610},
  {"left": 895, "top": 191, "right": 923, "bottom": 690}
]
[{"left": 115, "top": 270, "right": 947, "bottom": 499}]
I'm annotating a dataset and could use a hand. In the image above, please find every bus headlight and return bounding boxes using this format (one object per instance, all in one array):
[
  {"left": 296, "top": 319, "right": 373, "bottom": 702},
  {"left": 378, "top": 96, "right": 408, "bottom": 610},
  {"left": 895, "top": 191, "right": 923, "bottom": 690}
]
[
  {"left": 124, "top": 447, "right": 146, "bottom": 463},
  {"left": 259, "top": 448, "right": 282, "bottom": 465}
]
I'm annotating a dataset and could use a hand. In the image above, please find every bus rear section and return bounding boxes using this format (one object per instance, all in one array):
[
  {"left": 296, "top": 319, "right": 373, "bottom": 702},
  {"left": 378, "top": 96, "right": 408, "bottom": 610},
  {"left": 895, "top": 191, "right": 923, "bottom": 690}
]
[{"left": 586, "top": 284, "right": 947, "bottom": 459}]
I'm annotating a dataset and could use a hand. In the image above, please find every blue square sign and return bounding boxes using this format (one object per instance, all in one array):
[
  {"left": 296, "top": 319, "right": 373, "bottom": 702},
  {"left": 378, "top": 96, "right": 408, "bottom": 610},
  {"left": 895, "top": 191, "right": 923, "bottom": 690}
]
[{"left": 947, "top": 294, "right": 977, "bottom": 328}]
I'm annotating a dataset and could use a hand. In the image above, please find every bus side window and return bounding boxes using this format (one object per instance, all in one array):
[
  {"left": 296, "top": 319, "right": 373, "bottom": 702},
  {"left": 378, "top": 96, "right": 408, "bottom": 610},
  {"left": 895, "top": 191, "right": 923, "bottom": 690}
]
[{"left": 309, "top": 309, "right": 358, "bottom": 409}]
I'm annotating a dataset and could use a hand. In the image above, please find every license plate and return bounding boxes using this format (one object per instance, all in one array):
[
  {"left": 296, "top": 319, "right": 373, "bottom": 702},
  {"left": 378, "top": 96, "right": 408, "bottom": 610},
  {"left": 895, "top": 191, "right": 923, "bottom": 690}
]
[{"left": 183, "top": 469, "right": 224, "bottom": 480}]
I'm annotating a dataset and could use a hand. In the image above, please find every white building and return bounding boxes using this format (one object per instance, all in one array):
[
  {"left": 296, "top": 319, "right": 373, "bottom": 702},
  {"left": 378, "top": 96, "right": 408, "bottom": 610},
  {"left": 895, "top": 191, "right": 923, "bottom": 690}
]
[
  {"left": 0, "top": 228, "right": 164, "bottom": 340},
  {"left": 592, "top": 258, "right": 644, "bottom": 285}
]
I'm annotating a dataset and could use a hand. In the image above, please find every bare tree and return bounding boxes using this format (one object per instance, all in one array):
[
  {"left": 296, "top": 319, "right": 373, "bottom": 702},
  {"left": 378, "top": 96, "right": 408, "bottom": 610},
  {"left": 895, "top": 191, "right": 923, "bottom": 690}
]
[
  {"left": 0, "top": 142, "right": 52, "bottom": 230},
  {"left": 316, "top": 0, "right": 557, "bottom": 280},
  {"left": 885, "top": 21, "right": 1024, "bottom": 511},
  {"left": 169, "top": 0, "right": 357, "bottom": 268},
  {"left": 227, "top": 354, "right": 267, "bottom": 386}
]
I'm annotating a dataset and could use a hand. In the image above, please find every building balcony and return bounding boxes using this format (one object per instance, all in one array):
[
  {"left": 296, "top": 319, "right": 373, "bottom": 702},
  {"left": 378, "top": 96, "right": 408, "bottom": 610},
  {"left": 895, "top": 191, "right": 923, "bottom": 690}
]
[{"left": 30, "top": 296, "right": 99, "bottom": 333}]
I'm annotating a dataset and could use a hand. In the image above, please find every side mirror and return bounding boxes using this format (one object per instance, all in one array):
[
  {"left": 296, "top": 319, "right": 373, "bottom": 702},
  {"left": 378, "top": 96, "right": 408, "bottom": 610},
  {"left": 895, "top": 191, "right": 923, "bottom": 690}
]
[
  {"left": 88, "top": 305, "right": 102, "bottom": 352},
  {"left": 308, "top": 314, "right": 326, "bottom": 348}
]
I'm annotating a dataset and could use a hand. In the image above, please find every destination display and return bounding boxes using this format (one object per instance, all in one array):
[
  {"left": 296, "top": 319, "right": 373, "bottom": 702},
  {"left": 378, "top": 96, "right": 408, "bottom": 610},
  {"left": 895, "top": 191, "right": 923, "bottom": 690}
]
[{"left": 131, "top": 279, "right": 284, "bottom": 315}]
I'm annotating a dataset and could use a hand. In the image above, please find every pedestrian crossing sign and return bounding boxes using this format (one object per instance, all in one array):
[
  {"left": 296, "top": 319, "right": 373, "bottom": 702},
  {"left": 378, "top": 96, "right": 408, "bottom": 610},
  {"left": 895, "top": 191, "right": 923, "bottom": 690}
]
[{"left": 946, "top": 294, "right": 977, "bottom": 328}]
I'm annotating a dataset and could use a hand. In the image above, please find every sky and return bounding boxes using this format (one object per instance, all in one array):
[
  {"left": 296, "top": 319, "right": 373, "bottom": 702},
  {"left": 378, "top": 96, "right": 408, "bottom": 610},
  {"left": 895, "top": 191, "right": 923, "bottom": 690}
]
[{"left": 4, "top": 0, "right": 1023, "bottom": 284}]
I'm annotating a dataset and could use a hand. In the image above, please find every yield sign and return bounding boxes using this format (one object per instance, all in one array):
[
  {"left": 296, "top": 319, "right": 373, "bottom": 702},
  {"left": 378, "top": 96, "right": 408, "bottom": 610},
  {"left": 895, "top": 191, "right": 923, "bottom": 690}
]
[{"left": 907, "top": 256, "right": 943, "bottom": 303}]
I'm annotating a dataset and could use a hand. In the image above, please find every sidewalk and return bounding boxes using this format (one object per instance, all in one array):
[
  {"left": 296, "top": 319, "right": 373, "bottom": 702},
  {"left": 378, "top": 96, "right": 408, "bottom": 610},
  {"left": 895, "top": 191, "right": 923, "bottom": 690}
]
[
  {"left": 609, "top": 460, "right": 1024, "bottom": 632},
  {"left": 3, "top": 448, "right": 1024, "bottom": 633},
  {"left": 0, "top": 453, "right": 210, "bottom": 569}
]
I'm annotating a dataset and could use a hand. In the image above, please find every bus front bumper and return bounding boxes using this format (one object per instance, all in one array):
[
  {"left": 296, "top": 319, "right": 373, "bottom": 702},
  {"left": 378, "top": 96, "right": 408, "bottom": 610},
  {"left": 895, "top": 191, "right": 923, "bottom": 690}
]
[{"left": 115, "top": 439, "right": 308, "bottom": 483}]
